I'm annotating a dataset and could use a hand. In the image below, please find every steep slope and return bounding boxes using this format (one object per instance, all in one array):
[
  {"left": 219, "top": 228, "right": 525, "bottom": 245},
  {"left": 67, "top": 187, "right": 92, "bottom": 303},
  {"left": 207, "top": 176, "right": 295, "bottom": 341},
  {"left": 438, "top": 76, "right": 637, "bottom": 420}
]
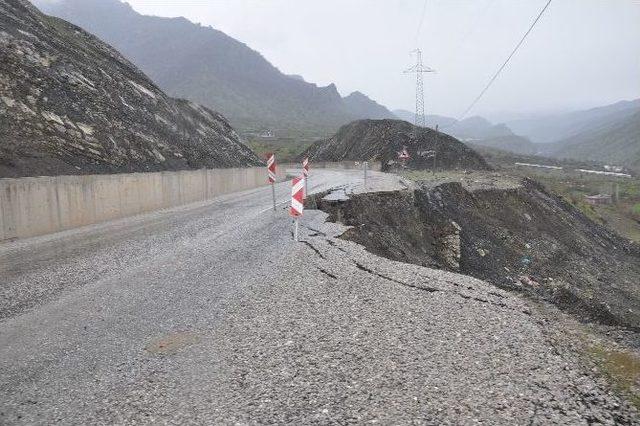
[
  {"left": 549, "top": 110, "right": 640, "bottom": 170},
  {"left": 301, "top": 119, "right": 491, "bottom": 171},
  {"left": 34, "top": 0, "right": 395, "bottom": 134},
  {"left": 0, "top": 0, "right": 261, "bottom": 178},
  {"left": 507, "top": 99, "right": 640, "bottom": 144}
]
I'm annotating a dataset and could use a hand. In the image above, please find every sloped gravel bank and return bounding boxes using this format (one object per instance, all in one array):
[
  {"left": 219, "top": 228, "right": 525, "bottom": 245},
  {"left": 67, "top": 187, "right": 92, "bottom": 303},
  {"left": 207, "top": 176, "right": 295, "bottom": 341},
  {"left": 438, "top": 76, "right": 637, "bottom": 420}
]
[{"left": 313, "top": 175, "right": 640, "bottom": 331}]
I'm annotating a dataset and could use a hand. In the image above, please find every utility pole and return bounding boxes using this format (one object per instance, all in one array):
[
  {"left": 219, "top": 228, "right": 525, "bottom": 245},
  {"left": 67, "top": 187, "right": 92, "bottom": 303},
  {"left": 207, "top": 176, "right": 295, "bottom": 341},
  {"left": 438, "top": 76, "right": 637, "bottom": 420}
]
[
  {"left": 433, "top": 124, "right": 438, "bottom": 174},
  {"left": 404, "top": 48, "right": 435, "bottom": 140}
]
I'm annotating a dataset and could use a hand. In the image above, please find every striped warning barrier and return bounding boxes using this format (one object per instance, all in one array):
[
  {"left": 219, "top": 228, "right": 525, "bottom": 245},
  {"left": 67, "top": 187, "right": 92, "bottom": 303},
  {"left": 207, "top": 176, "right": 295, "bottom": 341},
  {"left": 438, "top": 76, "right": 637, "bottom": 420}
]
[
  {"left": 267, "top": 153, "right": 277, "bottom": 183},
  {"left": 302, "top": 157, "right": 309, "bottom": 198},
  {"left": 290, "top": 176, "right": 304, "bottom": 241},
  {"left": 302, "top": 158, "right": 309, "bottom": 177},
  {"left": 290, "top": 176, "right": 304, "bottom": 217}
]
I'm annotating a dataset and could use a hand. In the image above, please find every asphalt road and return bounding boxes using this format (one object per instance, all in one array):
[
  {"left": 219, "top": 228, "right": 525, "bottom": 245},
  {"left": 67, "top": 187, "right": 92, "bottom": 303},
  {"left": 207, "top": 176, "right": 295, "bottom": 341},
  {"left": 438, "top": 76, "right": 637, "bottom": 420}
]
[{"left": 0, "top": 169, "right": 637, "bottom": 424}]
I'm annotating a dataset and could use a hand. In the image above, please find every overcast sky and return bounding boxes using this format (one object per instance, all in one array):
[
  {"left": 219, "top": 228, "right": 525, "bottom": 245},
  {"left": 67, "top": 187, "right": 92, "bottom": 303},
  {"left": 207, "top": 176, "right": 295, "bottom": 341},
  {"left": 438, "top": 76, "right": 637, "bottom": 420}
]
[{"left": 117, "top": 0, "right": 638, "bottom": 120}]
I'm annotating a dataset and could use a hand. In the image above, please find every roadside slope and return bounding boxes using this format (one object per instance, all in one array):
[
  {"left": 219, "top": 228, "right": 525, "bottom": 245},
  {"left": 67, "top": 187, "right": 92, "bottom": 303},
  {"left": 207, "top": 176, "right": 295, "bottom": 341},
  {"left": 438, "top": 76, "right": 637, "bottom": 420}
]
[
  {"left": 0, "top": 0, "right": 260, "bottom": 178},
  {"left": 315, "top": 172, "right": 640, "bottom": 330}
]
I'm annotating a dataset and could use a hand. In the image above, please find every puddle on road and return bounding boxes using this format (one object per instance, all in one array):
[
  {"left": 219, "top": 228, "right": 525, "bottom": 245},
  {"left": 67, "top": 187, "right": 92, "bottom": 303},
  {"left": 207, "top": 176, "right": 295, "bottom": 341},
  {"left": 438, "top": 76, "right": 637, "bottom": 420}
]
[{"left": 145, "top": 332, "right": 200, "bottom": 355}]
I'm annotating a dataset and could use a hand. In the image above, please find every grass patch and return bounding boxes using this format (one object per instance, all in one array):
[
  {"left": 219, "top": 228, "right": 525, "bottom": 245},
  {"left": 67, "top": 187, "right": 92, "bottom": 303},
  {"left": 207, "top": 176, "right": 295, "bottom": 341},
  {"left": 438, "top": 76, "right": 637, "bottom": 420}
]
[{"left": 589, "top": 345, "right": 640, "bottom": 409}]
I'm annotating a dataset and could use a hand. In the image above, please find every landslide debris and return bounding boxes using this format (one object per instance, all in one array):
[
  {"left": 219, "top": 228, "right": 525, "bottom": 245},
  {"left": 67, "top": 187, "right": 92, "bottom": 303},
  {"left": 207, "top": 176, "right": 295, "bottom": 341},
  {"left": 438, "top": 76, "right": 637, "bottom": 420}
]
[
  {"left": 0, "top": 0, "right": 261, "bottom": 178},
  {"left": 314, "top": 172, "right": 640, "bottom": 330},
  {"left": 300, "top": 119, "right": 491, "bottom": 172}
]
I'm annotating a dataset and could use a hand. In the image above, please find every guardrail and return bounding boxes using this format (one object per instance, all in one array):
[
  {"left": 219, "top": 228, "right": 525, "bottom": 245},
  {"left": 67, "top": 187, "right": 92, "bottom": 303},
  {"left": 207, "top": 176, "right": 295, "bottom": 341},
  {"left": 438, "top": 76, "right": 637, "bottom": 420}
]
[{"left": 0, "top": 161, "right": 380, "bottom": 241}]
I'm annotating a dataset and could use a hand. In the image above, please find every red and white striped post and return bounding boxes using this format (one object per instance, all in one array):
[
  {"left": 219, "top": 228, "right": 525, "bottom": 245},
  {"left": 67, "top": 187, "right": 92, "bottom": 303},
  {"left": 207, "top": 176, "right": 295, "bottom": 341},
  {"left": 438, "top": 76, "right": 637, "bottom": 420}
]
[
  {"left": 267, "top": 153, "right": 277, "bottom": 211},
  {"left": 290, "top": 176, "right": 304, "bottom": 241},
  {"left": 302, "top": 157, "right": 309, "bottom": 198}
]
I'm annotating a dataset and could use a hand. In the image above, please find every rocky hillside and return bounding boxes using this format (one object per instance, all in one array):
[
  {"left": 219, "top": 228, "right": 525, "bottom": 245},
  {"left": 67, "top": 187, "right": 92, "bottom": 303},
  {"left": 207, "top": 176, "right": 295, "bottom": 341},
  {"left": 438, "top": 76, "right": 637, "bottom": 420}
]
[
  {"left": 315, "top": 172, "right": 640, "bottom": 330},
  {"left": 301, "top": 119, "right": 491, "bottom": 171},
  {"left": 34, "top": 0, "right": 396, "bottom": 135},
  {"left": 0, "top": 0, "right": 261, "bottom": 178}
]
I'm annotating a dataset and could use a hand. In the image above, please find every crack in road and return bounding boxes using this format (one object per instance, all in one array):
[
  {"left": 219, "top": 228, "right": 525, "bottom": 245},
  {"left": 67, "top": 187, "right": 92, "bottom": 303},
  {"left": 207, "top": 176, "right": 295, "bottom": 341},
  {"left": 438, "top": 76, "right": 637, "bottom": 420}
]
[{"left": 353, "top": 261, "right": 440, "bottom": 293}]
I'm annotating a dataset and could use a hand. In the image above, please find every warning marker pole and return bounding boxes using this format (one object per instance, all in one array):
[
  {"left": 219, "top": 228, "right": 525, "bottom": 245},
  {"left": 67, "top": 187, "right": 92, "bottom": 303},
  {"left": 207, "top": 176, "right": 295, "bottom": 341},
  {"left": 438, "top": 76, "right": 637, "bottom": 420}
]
[
  {"left": 302, "top": 157, "right": 310, "bottom": 198},
  {"left": 267, "top": 153, "right": 277, "bottom": 211},
  {"left": 290, "top": 176, "right": 304, "bottom": 241},
  {"left": 363, "top": 161, "right": 368, "bottom": 189}
]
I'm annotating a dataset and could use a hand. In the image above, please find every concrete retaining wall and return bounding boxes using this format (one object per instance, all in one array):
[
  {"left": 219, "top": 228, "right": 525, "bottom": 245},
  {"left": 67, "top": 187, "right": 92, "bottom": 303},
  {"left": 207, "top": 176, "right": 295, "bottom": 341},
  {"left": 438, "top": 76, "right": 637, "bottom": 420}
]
[{"left": 0, "top": 161, "right": 380, "bottom": 242}]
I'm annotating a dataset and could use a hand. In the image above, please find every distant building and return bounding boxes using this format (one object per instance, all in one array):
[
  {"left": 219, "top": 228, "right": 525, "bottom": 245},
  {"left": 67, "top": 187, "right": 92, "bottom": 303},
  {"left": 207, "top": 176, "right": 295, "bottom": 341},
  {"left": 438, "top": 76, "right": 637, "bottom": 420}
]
[
  {"left": 604, "top": 165, "right": 624, "bottom": 173},
  {"left": 584, "top": 194, "right": 612, "bottom": 206}
]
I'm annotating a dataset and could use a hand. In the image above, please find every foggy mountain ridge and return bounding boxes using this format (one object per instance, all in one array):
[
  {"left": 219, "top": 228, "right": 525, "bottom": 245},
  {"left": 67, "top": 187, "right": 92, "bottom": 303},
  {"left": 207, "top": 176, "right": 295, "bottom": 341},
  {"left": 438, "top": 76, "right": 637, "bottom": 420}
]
[
  {"left": 33, "top": 0, "right": 396, "bottom": 135},
  {"left": 506, "top": 98, "right": 640, "bottom": 144},
  {"left": 393, "top": 109, "right": 513, "bottom": 139},
  {"left": 393, "top": 109, "right": 539, "bottom": 155},
  {"left": 545, "top": 109, "right": 640, "bottom": 171}
]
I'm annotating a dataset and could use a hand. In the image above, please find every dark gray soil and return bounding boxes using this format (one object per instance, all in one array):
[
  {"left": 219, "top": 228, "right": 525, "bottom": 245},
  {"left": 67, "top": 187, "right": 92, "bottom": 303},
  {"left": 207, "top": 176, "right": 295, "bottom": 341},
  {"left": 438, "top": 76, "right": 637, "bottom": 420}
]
[
  {"left": 300, "top": 119, "right": 491, "bottom": 172},
  {"left": 314, "top": 173, "right": 640, "bottom": 331},
  {"left": 0, "top": 0, "right": 261, "bottom": 178}
]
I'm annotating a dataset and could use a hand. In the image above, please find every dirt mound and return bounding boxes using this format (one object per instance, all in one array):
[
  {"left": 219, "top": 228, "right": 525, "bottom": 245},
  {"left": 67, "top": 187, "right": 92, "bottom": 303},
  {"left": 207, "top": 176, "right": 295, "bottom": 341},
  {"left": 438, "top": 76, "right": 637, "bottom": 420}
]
[
  {"left": 314, "top": 173, "right": 640, "bottom": 330},
  {"left": 300, "top": 119, "right": 491, "bottom": 172},
  {"left": 0, "top": 0, "right": 261, "bottom": 178}
]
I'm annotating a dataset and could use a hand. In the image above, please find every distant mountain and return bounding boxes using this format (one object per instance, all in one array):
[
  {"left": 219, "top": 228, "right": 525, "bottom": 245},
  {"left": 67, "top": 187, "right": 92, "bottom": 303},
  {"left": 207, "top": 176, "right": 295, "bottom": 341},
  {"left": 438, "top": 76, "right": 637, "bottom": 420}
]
[
  {"left": 300, "top": 119, "right": 491, "bottom": 172},
  {"left": 507, "top": 99, "right": 640, "bottom": 144},
  {"left": 471, "top": 135, "right": 539, "bottom": 156},
  {"left": 449, "top": 116, "right": 514, "bottom": 140},
  {"left": 343, "top": 92, "right": 394, "bottom": 120},
  {"left": 393, "top": 110, "right": 537, "bottom": 154},
  {"left": 34, "top": 0, "right": 395, "bottom": 135},
  {"left": 0, "top": 0, "right": 260, "bottom": 178},
  {"left": 393, "top": 109, "right": 458, "bottom": 129},
  {"left": 548, "top": 111, "right": 640, "bottom": 171}
]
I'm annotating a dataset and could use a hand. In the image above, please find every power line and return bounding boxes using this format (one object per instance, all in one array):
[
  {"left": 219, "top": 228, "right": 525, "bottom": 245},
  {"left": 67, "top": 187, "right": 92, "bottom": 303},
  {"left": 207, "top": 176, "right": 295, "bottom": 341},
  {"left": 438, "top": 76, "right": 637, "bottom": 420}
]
[
  {"left": 457, "top": 0, "right": 553, "bottom": 120},
  {"left": 415, "top": 0, "right": 428, "bottom": 42}
]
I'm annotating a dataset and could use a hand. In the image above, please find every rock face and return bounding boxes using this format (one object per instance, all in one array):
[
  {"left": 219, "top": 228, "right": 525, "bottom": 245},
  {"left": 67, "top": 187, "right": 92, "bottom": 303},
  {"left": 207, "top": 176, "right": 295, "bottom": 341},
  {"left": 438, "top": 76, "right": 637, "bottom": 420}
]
[
  {"left": 314, "top": 173, "right": 640, "bottom": 330},
  {"left": 300, "top": 119, "right": 491, "bottom": 171},
  {"left": 0, "top": 0, "right": 261, "bottom": 178}
]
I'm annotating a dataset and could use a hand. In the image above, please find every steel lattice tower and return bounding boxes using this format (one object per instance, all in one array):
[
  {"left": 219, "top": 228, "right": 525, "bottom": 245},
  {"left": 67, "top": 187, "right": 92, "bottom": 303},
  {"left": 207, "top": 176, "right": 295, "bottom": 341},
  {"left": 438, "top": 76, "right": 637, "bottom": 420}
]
[{"left": 404, "top": 49, "right": 435, "bottom": 133}]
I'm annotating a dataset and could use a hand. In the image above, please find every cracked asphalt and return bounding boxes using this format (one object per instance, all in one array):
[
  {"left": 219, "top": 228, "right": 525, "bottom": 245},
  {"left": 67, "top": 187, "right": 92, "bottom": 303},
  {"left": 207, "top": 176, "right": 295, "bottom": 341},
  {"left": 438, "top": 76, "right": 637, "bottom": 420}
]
[{"left": 0, "top": 169, "right": 638, "bottom": 424}]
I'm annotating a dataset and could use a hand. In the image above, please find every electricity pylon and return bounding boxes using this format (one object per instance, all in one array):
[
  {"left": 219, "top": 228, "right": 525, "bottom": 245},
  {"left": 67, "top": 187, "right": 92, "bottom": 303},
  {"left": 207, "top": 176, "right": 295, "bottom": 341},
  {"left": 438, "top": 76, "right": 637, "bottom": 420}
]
[{"left": 404, "top": 49, "right": 435, "bottom": 137}]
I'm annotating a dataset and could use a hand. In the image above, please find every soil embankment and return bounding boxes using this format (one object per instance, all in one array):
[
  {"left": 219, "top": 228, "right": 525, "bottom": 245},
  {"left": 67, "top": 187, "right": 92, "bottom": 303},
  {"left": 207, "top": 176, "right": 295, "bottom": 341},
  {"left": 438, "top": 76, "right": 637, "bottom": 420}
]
[
  {"left": 0, "top": 0, "right": 261, "bottom": 178},
  {"left": 300, "top": 119, "right": 491, "bottom": 172},
  {"left": 314, "top": 172, "right": 640, "bottom": 330}
]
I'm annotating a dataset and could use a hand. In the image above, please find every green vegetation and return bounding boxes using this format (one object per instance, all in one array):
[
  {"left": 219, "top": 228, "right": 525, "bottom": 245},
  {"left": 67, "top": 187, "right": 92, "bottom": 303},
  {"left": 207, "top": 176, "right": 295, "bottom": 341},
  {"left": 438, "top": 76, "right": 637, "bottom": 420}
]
[{"left": 589, "top": 345, "right": 640, "bottom": 409}]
